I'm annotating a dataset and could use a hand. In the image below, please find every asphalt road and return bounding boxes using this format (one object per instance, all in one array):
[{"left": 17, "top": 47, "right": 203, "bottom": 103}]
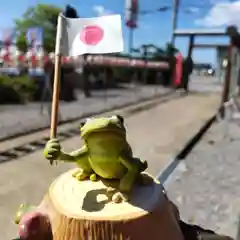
[
  {"left": 189, "top": 75, "right": 222, "bottom": 93},
  {"left": 167, "top": 114, "right": 240, "bottom": 239},
  {"left": 0, "top": 92, "right": 220, "bottom": 239}
]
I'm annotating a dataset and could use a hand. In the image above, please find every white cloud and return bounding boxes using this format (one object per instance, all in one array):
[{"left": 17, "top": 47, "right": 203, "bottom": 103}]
[
  {"left": 185, "top": 7, "right": 200, "bottom": 14},
  {"left": 139, "top": 22, "right": 150, "bottom": 30},
  {"left": 209, "top": 0, "right": 227, "bottom": 4},
  {"left": 195, "top": 1, "right": 240, "bottom": 28},
  {"left": 92, "top": 5, "right": 112, "bottom": 17}
]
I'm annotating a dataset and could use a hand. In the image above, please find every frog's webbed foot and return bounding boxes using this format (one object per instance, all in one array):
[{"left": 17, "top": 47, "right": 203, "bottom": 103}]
[
  {"left": 105, "top": 184, "right": 129, "bottom": 203},
  {"left": 90, "top": 173, "right": 98, "bottom": 181},
  {"left": 112, "top": 192, "right": 129, "bottom": 203},
  {"left": 72, "top": 169, "right": 98, "bottom": 181},
  {"left": 105, "top": 186, "right": 116, "bottom": 199},
  {"left": 72, "top": 169, "right": 91, "bottom": 181},
  {"left": 106, "top": 186, "right": 116, "bottom": 193}
]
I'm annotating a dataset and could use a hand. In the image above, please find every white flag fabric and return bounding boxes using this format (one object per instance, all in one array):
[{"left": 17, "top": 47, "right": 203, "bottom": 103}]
[{"left": 57, "top": 14, "right": 124, "bottom": 56}]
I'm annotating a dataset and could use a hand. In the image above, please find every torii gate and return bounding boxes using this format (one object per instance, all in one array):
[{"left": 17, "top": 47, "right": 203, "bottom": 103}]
[
  {"left": 173, "top": 29, "right": 228, "bottom": 58},
  {"left": 173, "top": 28, "right": 235, "bottom": 114}
]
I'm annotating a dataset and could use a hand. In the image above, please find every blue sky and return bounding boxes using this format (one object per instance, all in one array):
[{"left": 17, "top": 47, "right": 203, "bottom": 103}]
[{"left": 1, "top": 0, "right": 237, "bottom": 65}]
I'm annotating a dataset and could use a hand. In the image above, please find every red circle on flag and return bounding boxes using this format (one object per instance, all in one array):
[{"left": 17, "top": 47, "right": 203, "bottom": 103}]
[{"left": 80, "top": 25, "right": 104, "bottom": 45}]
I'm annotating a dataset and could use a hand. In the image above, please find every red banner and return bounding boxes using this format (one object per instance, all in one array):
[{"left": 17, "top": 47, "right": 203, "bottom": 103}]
[
  {"left": 125, "top": 0, "right": 139, "bottom": 28},
  {"left": 173, "top": 53, "right": 183, "bottom": 86}
]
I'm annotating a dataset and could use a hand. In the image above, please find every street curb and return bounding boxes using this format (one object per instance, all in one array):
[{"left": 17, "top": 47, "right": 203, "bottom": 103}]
[
  {"left": 0, "top": 90, "right": 177, "bottom": 143},
  {"left": 157, "top": 108, "right": 219, "bottom": 186}
]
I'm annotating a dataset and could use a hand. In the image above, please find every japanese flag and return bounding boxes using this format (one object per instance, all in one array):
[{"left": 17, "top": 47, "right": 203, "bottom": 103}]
[{"left": 57, "top": 14, "right": 124, "bottom": 56}]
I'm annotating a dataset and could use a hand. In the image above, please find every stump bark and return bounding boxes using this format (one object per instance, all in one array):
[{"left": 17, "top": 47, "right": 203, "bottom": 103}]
[{"left": 40, "top": 168, "right": 184, "bottom": 240}]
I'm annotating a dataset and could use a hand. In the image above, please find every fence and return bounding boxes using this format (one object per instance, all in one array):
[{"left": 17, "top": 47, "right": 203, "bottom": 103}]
[{"left": 0, "top": 49, "right": 169, "bottom": 75}]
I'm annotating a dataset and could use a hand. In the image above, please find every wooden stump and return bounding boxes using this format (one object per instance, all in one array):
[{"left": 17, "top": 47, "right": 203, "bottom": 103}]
[{"left": 40, "top": 169, "right": 184, "bottom": 240}]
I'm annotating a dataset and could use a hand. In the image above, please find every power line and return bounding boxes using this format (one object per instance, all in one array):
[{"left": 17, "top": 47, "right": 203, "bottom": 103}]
[
  {"left": 141, "top": 0, "right": 234, "bottom": 16},
  {"left": 171, "top": 0, "right": 179, "bottom": 47}
]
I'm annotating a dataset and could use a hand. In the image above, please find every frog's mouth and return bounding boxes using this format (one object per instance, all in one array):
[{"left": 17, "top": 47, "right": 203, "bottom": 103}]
[
  {"left": 81, "top": 126, "right": 126, "bottom": 139},
  {"left": 80, "top": 115, "right": 126, "bottom": 138}
]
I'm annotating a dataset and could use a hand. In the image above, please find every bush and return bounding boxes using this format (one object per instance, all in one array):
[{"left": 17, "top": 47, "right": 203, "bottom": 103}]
[{"left": 0, "top": 75, "right": 37, "bottom": 104}]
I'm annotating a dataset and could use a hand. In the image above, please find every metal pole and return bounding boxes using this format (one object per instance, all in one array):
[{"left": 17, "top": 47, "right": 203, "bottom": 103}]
[
  {"left": 128, "top": 27, "right": 137, "bottom": 96},
  {"left": 220, "top": 42, "right": 232, "bottom": 118},
  {"left": 170, "top": 0, "right": 179, "bottom": 88},
  {"left": 143, "top": 47, "right": 148, "bottom": 85},
  {"left": 129, "top": 27, "right": 134, "bottom": 58},
  {"left": 171, "top": 0, "right": 179, "bottom": 47},
  {"left": 187, "top": 35, "right": 195, "bottom": 58}
]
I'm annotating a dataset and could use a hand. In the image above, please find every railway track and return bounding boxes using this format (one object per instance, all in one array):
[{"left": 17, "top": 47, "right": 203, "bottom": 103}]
[
  {"left": 0, "top": 91, "right": 182, "bottom": 164},
  {"left": 0, "top": 89, "right": 174, "bottom": 143}
]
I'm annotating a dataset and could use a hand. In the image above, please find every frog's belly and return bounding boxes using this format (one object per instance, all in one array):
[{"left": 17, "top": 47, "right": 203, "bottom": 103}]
[{"left": 89, "top": 157, "right": 125, "bottom": 179}]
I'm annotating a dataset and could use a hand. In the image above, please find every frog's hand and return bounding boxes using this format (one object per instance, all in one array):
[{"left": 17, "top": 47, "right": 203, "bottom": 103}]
[
  {"left": 59, "top": 145, "right": 88, "bottom": 163},
  {"left": 44, "top": 138, "right": 61, "bottom": 164}
]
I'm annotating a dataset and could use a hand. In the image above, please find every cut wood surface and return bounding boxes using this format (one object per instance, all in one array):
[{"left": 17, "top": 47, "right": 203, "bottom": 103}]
[{"left": 40, "top": 168, "right": 184, "bottom": 240}]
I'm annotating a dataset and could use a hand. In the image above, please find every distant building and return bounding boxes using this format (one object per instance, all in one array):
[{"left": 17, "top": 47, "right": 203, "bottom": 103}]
[
  {"left": 194, "top": 63, "right": 213, "bottom": 70},
  {"left": 193, "top": 63, "right": 214, "bottom": 76}
]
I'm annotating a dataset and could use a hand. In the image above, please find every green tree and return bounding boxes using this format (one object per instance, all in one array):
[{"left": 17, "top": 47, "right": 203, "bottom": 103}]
[
  {"left": 133, "top": 44, "right": 166, "bottom": 60},
  {"left": 15, "top": 4, "right": 61, "bottom": 52},
  {"left": 16, "top": 34, "right": 28, "bottom": 52},
  {"left": 165, "top": 42, "right": 179, "bottom": 57}
]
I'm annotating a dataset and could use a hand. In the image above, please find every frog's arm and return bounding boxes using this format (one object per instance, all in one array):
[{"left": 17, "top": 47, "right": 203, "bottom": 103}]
[
  {"left": 58, "top": 145, "right": 88, "bottom": 162},
  {"left": 118, "top": 156, "right": 139, "bottom": 193}
]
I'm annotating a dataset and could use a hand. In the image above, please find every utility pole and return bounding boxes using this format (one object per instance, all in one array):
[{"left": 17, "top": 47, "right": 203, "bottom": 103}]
[
  {"left": 129, "top": 27, "right": 134, "bottom": 59},
  {"left": 171, "top": 0, "right": 179, "bottom": 47}
]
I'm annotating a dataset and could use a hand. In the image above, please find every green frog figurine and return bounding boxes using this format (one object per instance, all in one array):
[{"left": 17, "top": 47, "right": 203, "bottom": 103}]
[{"left": 44, "top": 115, "right": 148, "bottom": 202}]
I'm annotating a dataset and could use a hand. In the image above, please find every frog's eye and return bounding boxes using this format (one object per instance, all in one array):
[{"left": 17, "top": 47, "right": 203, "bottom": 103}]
[
  {"left": 116, "top": 115, "right": 124, "bottom": 124},
  {"left": 80, "top": 120, "right": 86, "bottom": 128}
]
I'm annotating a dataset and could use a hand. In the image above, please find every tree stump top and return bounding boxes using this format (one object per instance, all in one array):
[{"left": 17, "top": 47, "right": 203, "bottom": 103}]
[
  {"left": 41, "top": 169, "right": 184, "bottom": 239},
  {"left": 49, "top": 168, "right": 165, "bottom": 221}
]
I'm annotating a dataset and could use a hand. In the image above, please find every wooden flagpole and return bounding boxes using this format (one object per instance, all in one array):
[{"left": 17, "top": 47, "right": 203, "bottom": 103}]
[
  {"left": 49, "top": 14, "right": 63, "bottom": 166},
  {"left": 50, "top": 14, "right": 63, "bottom": 140},
  {"left": 50, "top": 54, "right": 61, "bottom": 139}
]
